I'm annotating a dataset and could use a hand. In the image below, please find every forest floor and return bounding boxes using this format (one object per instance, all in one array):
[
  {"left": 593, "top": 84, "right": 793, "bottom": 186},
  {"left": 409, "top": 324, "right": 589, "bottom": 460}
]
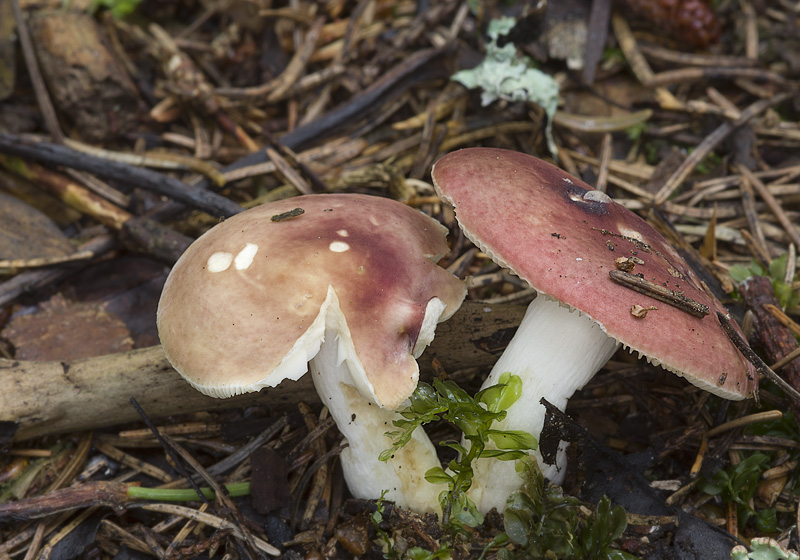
[{"left": 0, "top": 0, "right": 799, "bottom": 558}]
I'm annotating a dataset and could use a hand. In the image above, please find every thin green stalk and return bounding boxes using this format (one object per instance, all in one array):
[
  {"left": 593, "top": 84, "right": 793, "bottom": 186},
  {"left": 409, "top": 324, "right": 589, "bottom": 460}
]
[{"left": 126, "top": 481, "right": 250, "bottom": 502}]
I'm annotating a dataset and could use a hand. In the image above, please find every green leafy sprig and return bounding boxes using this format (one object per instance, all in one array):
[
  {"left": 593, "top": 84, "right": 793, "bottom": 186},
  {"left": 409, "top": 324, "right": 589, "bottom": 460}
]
[
  {"left": 380, "top": 374, "right": 634, "bottom": 559},
  {"left": 699, "top": 404, "right": 799, "bottom": 534},
  {"left": 700, "top": 452, "right": 777, "bottom": 532},
  {"left": 381, "top": 373, "right": 537, "bottom": 532},
  {"left": 502, "top": 462, "right": 634, "bottom": 560}
]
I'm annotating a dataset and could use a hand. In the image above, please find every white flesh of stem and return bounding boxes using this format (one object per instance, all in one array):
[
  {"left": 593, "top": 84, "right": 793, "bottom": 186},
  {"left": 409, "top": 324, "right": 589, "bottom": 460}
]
[
  {"left": 309, "top": 327, "right": 443, "bottom": 514},
  {"left": 468, "top": 296, "right": 620, "bottom": 513}
]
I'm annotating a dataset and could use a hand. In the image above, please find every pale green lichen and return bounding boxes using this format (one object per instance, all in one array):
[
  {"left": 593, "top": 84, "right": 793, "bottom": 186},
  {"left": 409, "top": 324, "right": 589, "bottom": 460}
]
[
  {"left": 452, "top": 17, "right": 560, "bottom": 158},
  {"left": 731, "top": 538, "right": 799, "bottom": 560}
]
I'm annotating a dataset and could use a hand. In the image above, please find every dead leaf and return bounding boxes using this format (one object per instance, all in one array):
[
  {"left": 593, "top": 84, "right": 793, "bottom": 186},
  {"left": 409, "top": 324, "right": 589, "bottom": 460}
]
[
  {"left": 4, "top": 293, "right": 133, "bottom": 361},
  {"left": 0, "top": 192, "right": 73, "bottom": 261}
]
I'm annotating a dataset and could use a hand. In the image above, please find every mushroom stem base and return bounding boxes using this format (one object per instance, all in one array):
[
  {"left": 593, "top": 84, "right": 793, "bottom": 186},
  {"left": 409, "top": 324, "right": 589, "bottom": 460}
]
[
  {"left": 309, "top": 328, "right": 442, "bottom": 514},
  {"left": 468, "top": 296, "right": 619, "bottom": 513}
]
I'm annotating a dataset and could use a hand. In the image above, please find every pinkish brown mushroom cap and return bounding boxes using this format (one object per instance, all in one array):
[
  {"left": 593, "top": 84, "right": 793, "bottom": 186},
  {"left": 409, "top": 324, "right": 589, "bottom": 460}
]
[
  {"left": 432, "top": 147, "right": 756, "bottom": 400},
  {"left": 157, "top": 193, "right": 466, "bottom": 409}
]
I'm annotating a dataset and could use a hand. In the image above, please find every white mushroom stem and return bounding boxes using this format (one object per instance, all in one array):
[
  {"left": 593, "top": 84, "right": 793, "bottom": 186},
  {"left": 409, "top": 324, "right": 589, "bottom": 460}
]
[
  {"left": 309, "top": 327, "right": 443, "bottom": 514},
  {"left": 467, "top": 296, "right": 620, "bottom": 514}
]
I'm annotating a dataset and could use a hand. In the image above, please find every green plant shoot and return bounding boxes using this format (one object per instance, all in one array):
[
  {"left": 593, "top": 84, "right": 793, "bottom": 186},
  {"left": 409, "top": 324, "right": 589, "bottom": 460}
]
[
  {"left": 89, "top": 0, "right": 143, "bottom": 19},
  {"left": 382, "top": 373, "right": 536, "bottom": 532},
  {"left": 501, "top": 461, "right": 634, "bottom": 559}
]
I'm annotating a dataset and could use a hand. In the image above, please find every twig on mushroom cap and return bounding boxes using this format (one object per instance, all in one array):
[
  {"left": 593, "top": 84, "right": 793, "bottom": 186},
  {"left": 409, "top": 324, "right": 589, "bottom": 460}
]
[{"left": 609, "top": 269, "right": 709, "bottom": 318}]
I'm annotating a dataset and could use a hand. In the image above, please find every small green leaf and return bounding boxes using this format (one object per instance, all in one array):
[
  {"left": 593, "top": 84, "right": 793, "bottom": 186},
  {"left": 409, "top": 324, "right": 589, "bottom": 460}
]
[
  {"left": 440, "top": 440, "right": 469, "bottom": 457},
  {"left": 407, "top": 546, "right": 453, "bottom": 560},
  {"left": 425, "top": 466, "right": 454, "bottom": 486},
  {"left": 90, "top": 0, "right": 142, "bottom": 18},
  {"left": 450, "top": 492, "right": 484, "bottom": 528},
  {"left": 487, "top": 429, "right": 538, "bottom": 451},
  {"left": 755, "top": 507, "right": 778, "bottom": 533},
  {"left": 768, "top": 254, "right": 788, "bottom": 282},
  {"left": 698, "top": 475, "right": 725, "bottom": 496},
  {"left": 406, "top": 548, "right": 430, "bottom": 560},
  {"left": 503, "top": 508, "right": 531, "bottom": 546},
  {"left": 479, "top": 449, "right": 529, "bottom": 461},
  {"left": 478, "top": 372, "right": 524, "bottom": 413},
  {"left": 729, "top": 261, "right": 765, "bottom": 283}
]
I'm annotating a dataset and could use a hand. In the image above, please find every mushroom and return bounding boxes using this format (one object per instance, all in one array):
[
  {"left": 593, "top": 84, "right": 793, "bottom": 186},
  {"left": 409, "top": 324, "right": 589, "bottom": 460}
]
[
  {"left": 431, "top": 148, "right": 757, "bottom": 513},
  {"left": 157, "top": 193, "right": 466, "bottom": 513}
]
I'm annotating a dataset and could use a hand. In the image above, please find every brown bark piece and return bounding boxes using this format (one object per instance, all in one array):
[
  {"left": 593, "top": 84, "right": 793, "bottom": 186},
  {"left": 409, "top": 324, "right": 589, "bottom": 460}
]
[
  {"left": 29, "top": 11, "right": 140, "bottom": 141},
  {"left": 4, "top": 293, "right": 134, "bottom": 361},
  {"left": 642, "top": 148, "right": 684, "bottom": 195},
  {"left": 119, "top": 216, "right": 194, "bottom": 265},
  {"left": 0, "top": 191, "right": 73, "bottom": 260},
  {"left": 740, "top": 275, "right": 800, "bottom": 419},
  {"left": 0, "top": 300, "right": 527, "bottom": 441}
]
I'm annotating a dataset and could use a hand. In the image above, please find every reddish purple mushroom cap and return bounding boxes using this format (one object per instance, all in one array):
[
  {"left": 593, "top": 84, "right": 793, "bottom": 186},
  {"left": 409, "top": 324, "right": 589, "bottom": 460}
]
[{"left": 432, "top": 148, "right": 756, "bottom": 400}]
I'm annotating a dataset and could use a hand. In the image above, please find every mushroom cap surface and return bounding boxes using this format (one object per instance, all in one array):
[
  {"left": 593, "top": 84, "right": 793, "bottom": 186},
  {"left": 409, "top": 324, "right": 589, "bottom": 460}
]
[
  {"left": 432, "top": 148, "right": 756, "bottom": 399},
  {"left": 157, "top": 193, "right": 466, "bottom": 409}
]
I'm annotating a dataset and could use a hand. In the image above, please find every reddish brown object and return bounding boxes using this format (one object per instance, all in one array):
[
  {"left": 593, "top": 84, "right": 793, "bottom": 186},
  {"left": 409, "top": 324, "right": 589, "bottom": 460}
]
[
  {"left": 0, "top": 480, "right": 130, "bottom": 521},
  {"left": 618, "top": 0, "right": 721, "bottom": 48},
  {"left": 433, "top": 148, "right": 757, "bottom": 513},
  {"left": 5, "top": 294, "right": 133, "bottom": 361},
  {"left": 433, "top": 148, "right": 756, "bottom": 400},
  {"left": 740, "top": 275, "right": 800, "bottom": 419}
]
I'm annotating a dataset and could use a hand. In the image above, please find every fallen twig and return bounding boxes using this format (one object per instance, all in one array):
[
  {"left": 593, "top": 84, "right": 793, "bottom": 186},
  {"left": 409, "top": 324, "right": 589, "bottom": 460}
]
[
  {"left": 0, "top": 301, "right": 525, "bottom": 440},
  {"left": 718, "top": 311, "right": 800, "bottom": 407},
  {"left": 0, "top": 133, "right": 242, "bottom": 217}
]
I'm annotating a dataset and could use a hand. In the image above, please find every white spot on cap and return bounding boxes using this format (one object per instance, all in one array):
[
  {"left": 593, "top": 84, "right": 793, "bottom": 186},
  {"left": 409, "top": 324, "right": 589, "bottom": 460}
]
[
  {"left": 369, "top": 215, "right": 380, "bottom": 226},
  {"left": 570, "top": 189, "right": 612, "bottom": 204},
  {"left": 207, "top": 252, "right": 233, "bottom": 272},
  {"left": 563, "top": 177, "right": 574, "bottom": 184},
  {"left": 336, "top": 229, "right": 349, "bottom": 237},
  {"left": 234, "top": 243, "right": 259, "bottom": 270},
  {"left": 576, "top": 257, "right": 583, "bottom": 262},
  {"left": 329, "top": 241, "right": 350, "bottom": 253},
  {"left": 583, "top": 190, "right": 612, "bottom": 204}
]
